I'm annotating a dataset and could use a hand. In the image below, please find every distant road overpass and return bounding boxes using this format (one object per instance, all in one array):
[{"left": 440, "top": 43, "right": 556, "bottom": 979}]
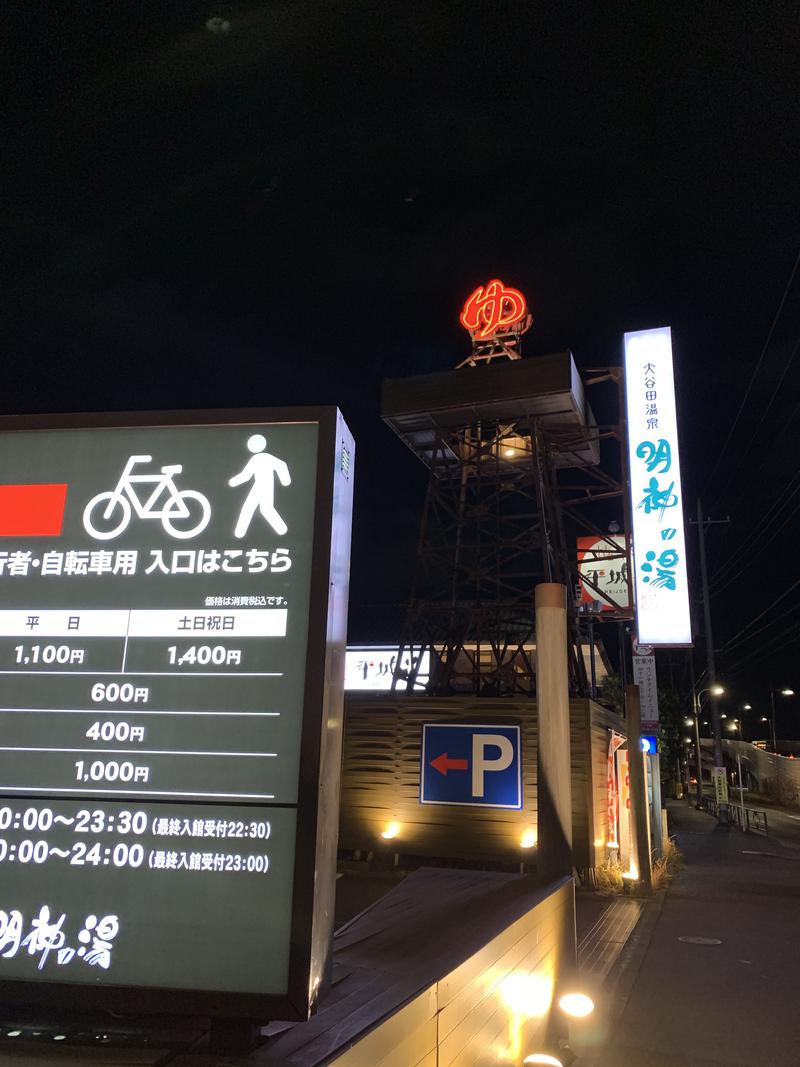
[{"left": 700, "top": 738, "right": 800, "bottom": 810}]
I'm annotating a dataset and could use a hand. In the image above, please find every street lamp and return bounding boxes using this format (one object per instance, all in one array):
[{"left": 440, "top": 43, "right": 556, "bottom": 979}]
[
  {"left": 740, "top": 704, "right": 753, "bottom": 740},
  {"left": 769, "top": 688, "right": 795, "bottom": 752},
  {"left": 691, "top": 683, "right": 725, "bottom": 809}
]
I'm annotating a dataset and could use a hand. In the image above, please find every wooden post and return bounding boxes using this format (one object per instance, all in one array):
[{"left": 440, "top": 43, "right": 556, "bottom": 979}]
[
  {"left": 535, "top": 583, "right": 573, "bottom": 882},
  {"left": 625, "top": 683, "right": 653, "bottom": 892}
]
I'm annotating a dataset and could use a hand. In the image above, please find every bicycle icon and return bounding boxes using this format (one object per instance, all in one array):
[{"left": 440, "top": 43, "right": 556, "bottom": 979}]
[{"left": 83, "top": 455, "right": 211, "bottom": 541}]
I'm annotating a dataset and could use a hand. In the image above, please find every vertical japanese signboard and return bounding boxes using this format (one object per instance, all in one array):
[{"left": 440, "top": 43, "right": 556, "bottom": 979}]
[
  {"left": 624, "top": 327, "right": 692, "bottom": 646},
  {"left": 712, "top": 766, "right": 729, "bottom": 806},
  {"left": 0, "top": 407, "right": 354, "bottom": 1021},
  {"left": 632, "top": 650, "right": 659, "bottom": 730}
]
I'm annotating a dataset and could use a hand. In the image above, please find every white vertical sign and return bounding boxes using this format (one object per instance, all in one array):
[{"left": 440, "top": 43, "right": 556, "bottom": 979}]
[
  {"left": 624, "top": 327, "right": 692, "bottom": 646},
  {"left": 632, "top": 652, "right": 659, "bottom": 727}
]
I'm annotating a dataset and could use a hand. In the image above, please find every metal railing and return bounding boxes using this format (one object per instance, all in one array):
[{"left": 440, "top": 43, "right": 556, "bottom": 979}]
[
  {"left": 700, "top": 796, "right": 719, "bottom": 818},
  {"left": 745, "top": 807, "right": 769, "bottom": 835},
  {"left": 701, "top": 795, "right": 768, "bottom": 835}
]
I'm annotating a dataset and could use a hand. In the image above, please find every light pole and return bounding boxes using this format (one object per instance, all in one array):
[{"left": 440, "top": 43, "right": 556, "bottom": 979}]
[
  {"left": 769, "top": 688, "right": 794, "bottom": 753},
  {"left": 741, "top": 704, "right": 752, "bottom": 742},
  {"left": 727, "top": 717, "right": 747, "bottom": 825},
  {"left": 691, "top": 683, "right": 724, "bottom": 808}
]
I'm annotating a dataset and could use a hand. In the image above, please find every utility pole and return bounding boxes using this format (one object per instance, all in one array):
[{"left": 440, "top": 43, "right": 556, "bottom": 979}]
[
  {"left": 694, "top": 499, "right": 729, "bottom": 821},
  {"left": 689, "top": 653, "right": 703, "bottom": 808}
]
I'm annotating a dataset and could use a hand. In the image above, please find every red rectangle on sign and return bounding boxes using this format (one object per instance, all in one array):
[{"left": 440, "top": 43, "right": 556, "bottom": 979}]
[{"left": 0, "top": 484, "right": 68, "bottom": 536}]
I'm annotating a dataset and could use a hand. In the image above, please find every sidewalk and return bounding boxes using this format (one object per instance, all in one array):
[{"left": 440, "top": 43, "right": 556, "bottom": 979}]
[{"left": 579, "top": 799, "right": 800, "bottom": 1066}]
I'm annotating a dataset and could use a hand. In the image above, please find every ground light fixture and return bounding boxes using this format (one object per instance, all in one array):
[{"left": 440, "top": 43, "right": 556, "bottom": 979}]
[
  {"left": 380, "top": 821, "right": 401, "bottom": 840},
  {"left": 520, "top": 828, "right": 537, "bottom": 849},
  {"left": 500, "top": 971, "right": 554, "bottom": 1020},
  {"left": 558, "top": 992, "right": 595, "bottom": 1018},
  {"left": 621, "top": 860, "right": 638, "bottom": 881},
  {"left": 524, "top": 1056, "right": 563, "bottom": 1066}
]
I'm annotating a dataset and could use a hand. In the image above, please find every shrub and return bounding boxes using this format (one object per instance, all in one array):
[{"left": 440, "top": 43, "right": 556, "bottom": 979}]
[
  {"left": 652, "top": 838, "right": 684, "bottom": 889},
  {"left": 595, "top": 856, "right": 623, "bottom": 895}
]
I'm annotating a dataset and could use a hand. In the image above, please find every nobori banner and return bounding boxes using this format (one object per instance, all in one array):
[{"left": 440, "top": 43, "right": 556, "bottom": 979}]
[
  {"left": 624, "top": 328, "right": 692, "bottom": 647},
  {"left": 0, "top": 407, "right": 354, "bottom": 1023}
]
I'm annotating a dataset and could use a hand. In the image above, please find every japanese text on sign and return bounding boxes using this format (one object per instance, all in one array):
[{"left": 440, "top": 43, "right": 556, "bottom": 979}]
[
  {"left": 0, "top": 418, "right": 337, "bottom": 1005},
  {"left": 624, "top": 327, "right": 692, "bottom": 646}
]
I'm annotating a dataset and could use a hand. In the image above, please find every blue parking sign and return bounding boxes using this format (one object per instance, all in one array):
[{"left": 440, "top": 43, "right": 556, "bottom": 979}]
[{"left": 420, "top": 724, "right": 522, "bottom": 809}]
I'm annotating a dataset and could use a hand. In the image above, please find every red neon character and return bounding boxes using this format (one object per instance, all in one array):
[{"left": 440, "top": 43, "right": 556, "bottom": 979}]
[{"left": 460, "top": 279, "right": 528, "bottom": 339}]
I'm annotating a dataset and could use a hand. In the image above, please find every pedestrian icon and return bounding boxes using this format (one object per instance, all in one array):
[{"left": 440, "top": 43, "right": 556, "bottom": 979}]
[{"left": 229, "top": 434, "right": 291, "bottom": 538}]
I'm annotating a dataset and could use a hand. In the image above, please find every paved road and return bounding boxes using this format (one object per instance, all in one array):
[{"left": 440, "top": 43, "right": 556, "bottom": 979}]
[
  {"left": 746, "top": 802, "right": 800, "bottom": 850},
  {"left": 581, "top": 800, "right": 800, "bottom": 1067},
  {"left": 712, "top": 788, "right": 800, "bottom": 850}
]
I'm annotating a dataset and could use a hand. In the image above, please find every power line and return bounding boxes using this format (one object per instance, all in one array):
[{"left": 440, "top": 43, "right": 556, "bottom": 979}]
[
  {"left": 724, "top": 594, "right": 800, "bottom": 654},
  {"left": 720, "top": 570, "right": 800, "bottom": 652},
  {"left": 730, "top": 401, "right": 800, "bottom": 514},
  {"left": 703, "top": 247, "right": 800, "bottom": 497},
  {"left": 710, "top": 468, "right": 800, "bottom": 585},
  {"left": 722, "top": 620, "right": 800, "bottom": 678},
  {"left": 712, "top": 487, "right": 800, "bottom": 595},
  {"left": 722, "top": 602, "right": 800, "bottom": 669},
  {"left": 712, "top": 332, "right": 800, "bottom": 507}
]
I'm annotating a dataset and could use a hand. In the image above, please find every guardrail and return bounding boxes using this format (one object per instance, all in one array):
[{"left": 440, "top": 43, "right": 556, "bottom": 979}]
[
  {"left": 700, "top": 796, "right": 768, "bottom": 835},
  {"left": 745, "top": 808, "right": 769, "bottom": 835},
  {"left": 700, "top": 796, "right": 719, "bottom": 818}
]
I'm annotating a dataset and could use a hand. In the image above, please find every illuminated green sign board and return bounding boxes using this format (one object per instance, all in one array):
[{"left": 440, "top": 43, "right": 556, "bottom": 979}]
[{"left": 0, "top": 408, "right": 354, "bottom": 1021}]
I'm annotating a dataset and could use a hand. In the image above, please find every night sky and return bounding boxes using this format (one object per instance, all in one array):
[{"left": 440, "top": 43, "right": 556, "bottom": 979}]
[{"left": 3, "top": 4, "right": 798, "bottom": 731}]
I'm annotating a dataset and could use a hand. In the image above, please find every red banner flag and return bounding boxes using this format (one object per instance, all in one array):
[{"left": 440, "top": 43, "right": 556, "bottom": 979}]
[{"left": 0, "top": 484, "right": 68, "bottom": 537}]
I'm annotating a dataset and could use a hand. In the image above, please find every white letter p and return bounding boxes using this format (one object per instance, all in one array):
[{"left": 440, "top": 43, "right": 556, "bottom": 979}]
[{"left": 472, "top": 734, "right": 513, "bottom": 797}]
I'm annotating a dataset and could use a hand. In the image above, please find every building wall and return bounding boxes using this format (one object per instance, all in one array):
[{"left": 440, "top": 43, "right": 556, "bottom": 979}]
[
  {"left": 329, "top": 878, "right": 575, "bottom": 1067},
  {"left": 339, "top": 695, "right": 625, "bottom": 875}
]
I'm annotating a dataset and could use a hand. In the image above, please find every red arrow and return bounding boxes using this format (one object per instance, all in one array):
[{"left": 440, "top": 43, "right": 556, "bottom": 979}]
[{"left": 430, "top": 752, "right": 468, "bottom": 776}]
